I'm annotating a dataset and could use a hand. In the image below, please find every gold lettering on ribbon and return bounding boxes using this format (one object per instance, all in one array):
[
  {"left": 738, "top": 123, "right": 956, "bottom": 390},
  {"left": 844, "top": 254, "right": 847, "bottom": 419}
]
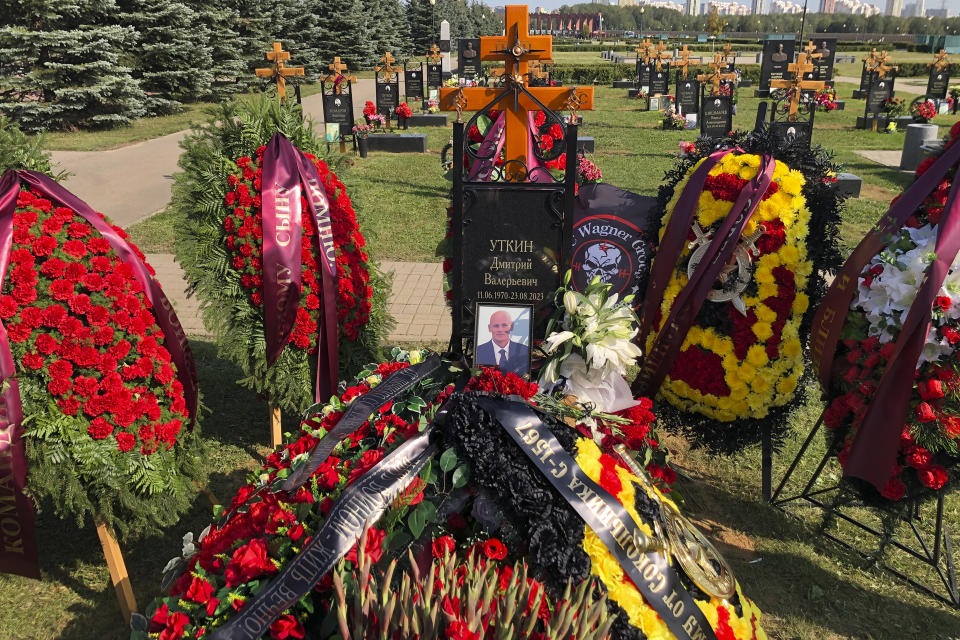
[
  {"left": 274, "top": 184, "right": 299, "bottom": 248},
  {"left": 0, "top": 406, "right": 25, "bottom": 555},
  {"left": 303, "top": 177, "right": 335, "bottom": 269}
]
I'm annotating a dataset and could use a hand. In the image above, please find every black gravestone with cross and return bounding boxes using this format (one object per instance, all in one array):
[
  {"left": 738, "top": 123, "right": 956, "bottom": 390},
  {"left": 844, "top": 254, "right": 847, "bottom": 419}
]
[
  {"left": 676, "top": 78, "right": 699, "bottom": 115},
  {"left": 865, "top": 72, "right": 895, "bottom": 118},
  {"left": 320, "top": 56, "right": 357, "bottom": 151},
  {"left": 927, "top": 50, "right": 951, "bottom": 101},
  {"left": 650, "top": 67, "right": 669, "bottom": 96},
  {"left": 375, "top": 52, "right": 402, "bottom": 124},
  {"left": 438, "top": 5, "right": 594, "bottom": 371},
  {"left": 767, "top": 52, "right": 823, "bottom": 150},
  {"left": 426, "top": 45, "right": 444, "bottom": 90},
  {"left": 700, "top": 95, "right": 732, "bottom": 140},
  {"left": 405, "top": 62, "right": 424, "bottom": 101},
  {"left": 757, "top": 39, "right": 795, "bottom": 97}
]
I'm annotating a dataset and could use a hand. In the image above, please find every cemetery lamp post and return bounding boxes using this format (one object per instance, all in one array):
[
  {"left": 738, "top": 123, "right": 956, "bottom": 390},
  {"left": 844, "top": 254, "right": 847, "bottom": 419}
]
[
  {"left": 430, "top": 0, "right": 436, "bottom": 40},
  {"left": 798, "top": 0, "right": 808, "bottom": 45},
  {"left": 640, "top": 7, "right": 644, "bottom": 38}
]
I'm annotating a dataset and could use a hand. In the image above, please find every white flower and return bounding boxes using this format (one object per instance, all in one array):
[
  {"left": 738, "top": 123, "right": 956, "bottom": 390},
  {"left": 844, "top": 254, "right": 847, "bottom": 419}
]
[
  {"left": 557, "top": 354, "right": 638, "bottom": 413},
  {"left": 543, "top": 330, "right": 575, "bottom": 354},
  {"left": 563, "top": 290, "right": 578, "bottom": 314}
]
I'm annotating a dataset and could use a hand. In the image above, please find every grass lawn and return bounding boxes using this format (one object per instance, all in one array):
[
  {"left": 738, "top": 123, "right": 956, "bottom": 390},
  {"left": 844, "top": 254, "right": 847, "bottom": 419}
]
[{"left": 65, "top": 79, "right": 960, "bottom": 640}]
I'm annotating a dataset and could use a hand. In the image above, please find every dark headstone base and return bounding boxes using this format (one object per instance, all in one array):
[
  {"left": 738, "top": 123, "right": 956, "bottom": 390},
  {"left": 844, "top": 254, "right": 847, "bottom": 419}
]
[
  {"left": 740, "top": 79, "right": 754, "bottom": 87},
  {"left": 835, "top": 172, "right": 862, "bottom": 198},
  {"left": 856, "top": 115, "right": 914, "bottom": 130},
  {"left": 852, "top": 90, "right": 866, "bottom": 99},
  {"left": 833, "top": 100, "right": 846, "bottom": 111},
  {"left": 408, "top": 114, "right": 448, "bottom": 127},
  {"left": 754, "top": 89, "right": 770, "bottom": 98},
  {"left": 628, "top": 89, "right": 643, "bottom": 98},
  {"left": 577, "top": 137, "right": 595, "bottom": 153},
  {"left": 613, "top": 80, "right": 634, "bottom": 89},
  {"left": 366, "top": 134, "right": 428, "bottom": 153}
]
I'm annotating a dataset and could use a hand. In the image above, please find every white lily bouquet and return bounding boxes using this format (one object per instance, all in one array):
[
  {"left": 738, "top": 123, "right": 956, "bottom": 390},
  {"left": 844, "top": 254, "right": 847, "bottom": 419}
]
[{"left": 539, "top": 272, "right": 643, "bottom": 413}]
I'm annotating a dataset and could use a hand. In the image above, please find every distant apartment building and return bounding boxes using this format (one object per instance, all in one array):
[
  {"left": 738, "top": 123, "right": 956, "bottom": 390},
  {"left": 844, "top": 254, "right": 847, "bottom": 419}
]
[
  {"left": 646, "top": 1, "right": 686, "bottom": 9},
  {"left": 771, "top": 0, "right": 805, "bottom": 12},
  {"left": 706, "top": 0, "right": 750, "bottom": 14},
  {"left": 819, "top": 0, "right": 836, "bottom": 12},
  {"left": 753, "top": 0, "right": 767, "bottom": 13},
  {"left": 687, "top": 0, "right": 701, "bottom": 15},
  {"left": 885, "top": 0, "right": 903, "bottom": 16},
  {"left": 833, "top": 0, "right": 882, "bottom": 14}
]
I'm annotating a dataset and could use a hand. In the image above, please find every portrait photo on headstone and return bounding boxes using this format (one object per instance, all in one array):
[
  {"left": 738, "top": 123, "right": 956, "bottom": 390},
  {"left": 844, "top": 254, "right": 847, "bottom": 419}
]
[{"left": 473, "top": 304, "right": 532, "bottom": 376}]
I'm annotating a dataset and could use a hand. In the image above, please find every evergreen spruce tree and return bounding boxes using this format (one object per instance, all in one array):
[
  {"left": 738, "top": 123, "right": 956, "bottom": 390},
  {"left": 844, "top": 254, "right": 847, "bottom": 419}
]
[
  {"left": 317, "top": 0, "right": 374, "bottom": 69},
  {"left": 119, "top": 0, "right": 214, "bottom": 115},
  {"left": 186, "top": 0, "right": 249, "bottom": 98},
  {"left": 406, "top": 0, "right": 437, "bottom": 55},
  {"left": 381, "top": 0, "right": 412, "bottom": 59},
  {"left": 0, "top": 0, "right": 146, "bottom": 132},
  {"left": 220, "top": 0, "right": 272, "bottom": 89},
  {"left": 262, "top": 0, "right": 325, "bottom": 80}
]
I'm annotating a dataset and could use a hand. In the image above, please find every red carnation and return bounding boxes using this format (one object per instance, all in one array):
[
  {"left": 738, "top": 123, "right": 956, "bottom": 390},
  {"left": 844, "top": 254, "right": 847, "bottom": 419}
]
[
  {"left": 269, "top": 615, "right": 305, "bottom": 640},
  {"left": 918, "top": 464, "right": 949, "bottom": 490},
  {"left": 916, "top": 401, "right": 937, "bottom": 423},
  {"left": 115, "top": 432, "right": 135, "bottom": 452},
  {"left": 87, "top": 417, "right": 113, "bottom": 440},
  {"left": 224, "top": 538, "right": 276, "bottom": 587}
]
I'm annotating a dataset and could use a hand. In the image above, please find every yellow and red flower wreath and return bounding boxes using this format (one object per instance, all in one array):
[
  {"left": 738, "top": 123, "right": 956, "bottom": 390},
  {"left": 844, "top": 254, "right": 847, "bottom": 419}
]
[
  {"left": 575, "top": 438, "right": 767, "bottom": 640},
  {"left": 648, "top": 153, "right": 812, "bottom": 421}
]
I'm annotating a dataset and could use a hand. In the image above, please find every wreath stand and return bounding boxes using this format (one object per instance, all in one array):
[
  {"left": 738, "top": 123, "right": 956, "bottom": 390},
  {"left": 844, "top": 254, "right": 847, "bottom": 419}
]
[
  {"left": 95, "top": 521, "right": 137, "bottom": 624},
  {"left": 270, "top": 405, "right": 283, "bottom": 449},
  {"left": 769, "top": 409, "right": 960, "bottom": 607}
]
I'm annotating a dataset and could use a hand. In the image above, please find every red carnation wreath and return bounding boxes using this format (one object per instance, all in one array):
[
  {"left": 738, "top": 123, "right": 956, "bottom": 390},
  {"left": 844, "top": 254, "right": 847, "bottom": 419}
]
[
  {"left": 4, "top": 185, "right": 201, "bottom": 538},
  {"left": 222, "top": 146, "right": 372, "bottom": 347}
]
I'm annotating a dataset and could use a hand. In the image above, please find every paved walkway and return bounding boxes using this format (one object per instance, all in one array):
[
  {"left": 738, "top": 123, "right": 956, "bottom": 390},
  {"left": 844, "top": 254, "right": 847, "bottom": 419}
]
[
  {"left": 834, "top": 76, "right": 925, "bottom": 95},
  {"left": 145, "top": 254, "right": 451, "bottom": 343}
]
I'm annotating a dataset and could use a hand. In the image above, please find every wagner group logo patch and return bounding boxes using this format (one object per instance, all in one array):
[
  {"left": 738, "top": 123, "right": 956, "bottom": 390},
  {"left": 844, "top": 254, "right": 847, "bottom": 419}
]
[{"left": 572, "top": 214, "right": 650, "bottom": 304}]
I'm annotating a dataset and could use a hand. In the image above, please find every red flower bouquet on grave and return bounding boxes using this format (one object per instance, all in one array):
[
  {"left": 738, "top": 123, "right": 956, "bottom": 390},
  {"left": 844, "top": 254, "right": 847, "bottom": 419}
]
[
  {"left": 141, "top": 352, "right": 768, "bottom": 640},
  {"left": 4, "top": 182, "right": 201, "bottom": 537},
  {"left": 821, "top": 124, "right": 960, "bottom": 501},
  {"left": 362, "top": 101, "right": 376, "bottom": 118},
  {"left": 395, "top": 102, "right": 412, "bottom": 119},
  {"left": 223, "top": 147, "right": 372, "bottom": 347}
]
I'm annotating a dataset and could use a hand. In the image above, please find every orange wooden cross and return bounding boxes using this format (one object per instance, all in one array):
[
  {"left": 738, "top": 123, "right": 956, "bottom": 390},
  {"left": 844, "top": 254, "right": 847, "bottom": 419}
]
[
  {"left": 438, "top": 4, "right": 594, "bottom": 179},
  {"left": 427, "top": 44, "right": 443, "bottom": 64},
  {"left": 863, "top": 48, "right": 878, "bottom": 65},
  {"left": 769, "top": 52, "right": 824, "bottom": 119},
  {"left": 376, "top": 52, "right": 401, "bottom": 79},
  {"left": 653, "top": 41, "right": 672, "bottom": 72},
  {"left": 720, "top": 42, "right": 734, "bottom": 64},
  {"left": 323, "top": 57, "right": 356, "bottom": 94},
  {"left": 255, "top": 42, "right": 304, "bottom": 101},
  {"left": 869, "top": 50, "right": 897, "bottom": 79},
  {"left": 929, "top": 49, "right": 950, "bottom": 72},
  {"left": 697, "top": 54, "right": 737, "bottom": 96},
  {"left": 676, "top": 45, "right": 695, "bottom": 79},
  {"left": 802, "top": 40, "right": 822, "bottom": 60},
  {"left": 636, "top": 39, "right": 654, "bottom": 65}
]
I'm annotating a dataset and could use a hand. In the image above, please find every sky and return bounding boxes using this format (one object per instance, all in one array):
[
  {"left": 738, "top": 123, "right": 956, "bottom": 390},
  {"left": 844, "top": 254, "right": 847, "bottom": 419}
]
[{"left": 475, "top": 0, "right": 960, "bottom": 13}]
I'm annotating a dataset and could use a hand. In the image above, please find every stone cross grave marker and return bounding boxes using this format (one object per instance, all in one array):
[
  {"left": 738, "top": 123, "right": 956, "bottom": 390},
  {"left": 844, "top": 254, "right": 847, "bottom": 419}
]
[
  {"left": 927, "top": 49, "right": 951, "bottom": 100},
  {"left": 375, "top": 52, "right": 402, "bottom": 128}
]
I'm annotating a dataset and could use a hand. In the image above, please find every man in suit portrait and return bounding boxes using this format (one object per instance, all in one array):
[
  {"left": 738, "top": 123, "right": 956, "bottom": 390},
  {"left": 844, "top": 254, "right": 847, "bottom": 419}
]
[{"left": 476, "top": 309, "right": 530, "bottom": 376}]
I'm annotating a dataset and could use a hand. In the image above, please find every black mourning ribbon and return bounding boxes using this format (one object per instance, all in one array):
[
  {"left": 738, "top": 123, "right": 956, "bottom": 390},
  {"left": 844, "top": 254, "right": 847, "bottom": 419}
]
[
  {"left": 209, "top": 427, "right": 437, "bottom": 640},
  {"left": 475, "top": 395, "right": 718, "bottom": 640},
  {"left": 282, "top": 353, "right": 442, "bottom": 492}
]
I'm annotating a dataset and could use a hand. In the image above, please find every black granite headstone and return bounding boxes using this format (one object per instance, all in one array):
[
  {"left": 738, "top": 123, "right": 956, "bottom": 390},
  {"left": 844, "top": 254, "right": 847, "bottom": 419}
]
[
  {"left": 650, "top": 68, "right": 669, "bottom": 95},
  {"left": 927, "top": 67, "right": 951, "bottom": 100},
  {"left": 638, "top": 63, "right": 653, "bottom": 90},
  {"left": 405, "top": 67, "right": 424, "bottom": 100},
  {"left": 770, "top": 120, "right": 812, "bottom": 150},
  {"left": 700, "top": 95, "right": 732, "bottom": 140},
  {"left": 427, "top": 64, "right": 443, "bottom": 88},
  {"left": 759, "top": 39, "right": 795, "bottom": 95},
  {"left": 812, "top": 39, "right": 837, "bottom": 84},
  {"left": 458, "top": 39, "right": 481, "bottom": 79},
  {"left": 676, "top": 78, "right": 699, "bottom": 114},
  {"left": 322, "top": 93, "right": 354, "bottom": 136},
  {"left": 865, "top": 73, "right": 895, "bottom": 117},
  {"left": 376, "top": 81, "right": 400, "bottom": 119}
]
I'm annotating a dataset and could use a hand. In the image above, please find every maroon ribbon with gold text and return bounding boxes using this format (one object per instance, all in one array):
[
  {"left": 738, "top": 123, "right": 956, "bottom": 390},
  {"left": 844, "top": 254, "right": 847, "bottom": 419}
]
[
  {"left": 811, "top": 139, "right": 960, "bottom": 491},
  {"left": 261, "top": 133, "right": 338, "bottom": 401},
  {"left": 0, "top": 168, "right": 204, "bottom": 577},
  {"left": 633, "top": 151, "right": 775, "bottom": 397}
]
